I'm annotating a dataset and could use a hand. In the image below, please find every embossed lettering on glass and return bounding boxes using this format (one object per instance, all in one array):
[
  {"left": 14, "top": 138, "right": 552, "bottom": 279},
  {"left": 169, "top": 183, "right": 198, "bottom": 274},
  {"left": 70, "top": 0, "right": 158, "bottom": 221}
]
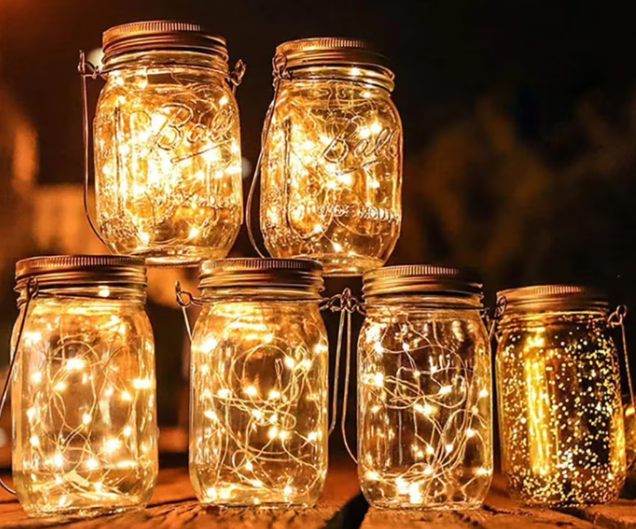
[
  {"left": 496, "top": 286, "right": 626, "bottom": 506},
  {"left": 7, "top": 256, "right": 158, "bottom": 518},
  {"left": 86, "top": 21, "right": 244, "bottom": 266},
  {"left": 358, "top": 266, "right": 493, "bottom": 509},
  {"left": 258, "top": 38, "right": 402, "bottom": 276}
]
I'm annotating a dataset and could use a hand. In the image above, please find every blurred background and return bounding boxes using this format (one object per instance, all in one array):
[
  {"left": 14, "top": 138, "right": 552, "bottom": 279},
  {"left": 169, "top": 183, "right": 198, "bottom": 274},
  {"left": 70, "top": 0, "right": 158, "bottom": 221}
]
[{"left": 0, "top": 0, "right": 632, "bottom": 466}]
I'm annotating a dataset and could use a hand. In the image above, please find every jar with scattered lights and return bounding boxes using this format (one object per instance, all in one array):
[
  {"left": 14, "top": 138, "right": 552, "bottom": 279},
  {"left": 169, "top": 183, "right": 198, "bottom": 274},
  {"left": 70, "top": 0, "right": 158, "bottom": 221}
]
[
  {"left": 495, "top": 285, "right": 626, "bottom": 507},
  {"left": 259, "top": 38, "right": 402, "bottom": 276},
  {"left": 189, "top": 258, "right": 328, "bottom": 507},
  {"left": 357, "top": 265, "right": 492, "bottom": 509},
  {"left": 9, "top": 256, "right": 158, "bottom": 517},
  {"left": 88, "top": 21, "right": 244, "bottom": 266}
]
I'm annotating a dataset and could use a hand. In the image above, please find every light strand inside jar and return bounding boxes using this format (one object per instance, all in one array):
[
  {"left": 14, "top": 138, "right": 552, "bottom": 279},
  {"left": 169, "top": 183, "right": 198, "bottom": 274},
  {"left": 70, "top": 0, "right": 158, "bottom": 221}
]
[
  {"left": 190, "top": 301, "right": 328, "bottom": 505},
  {"left": 94, "top": 65, "right": 243, "bottom": 263},
  {"left": 359, "top": 313, "right": 492, "bottom": 507},
  {"left": 14, "top": 298, "right": 157, "bottom": 512},
  {"left": 261, "top": 69, "right": 401, "bottom": 274}
]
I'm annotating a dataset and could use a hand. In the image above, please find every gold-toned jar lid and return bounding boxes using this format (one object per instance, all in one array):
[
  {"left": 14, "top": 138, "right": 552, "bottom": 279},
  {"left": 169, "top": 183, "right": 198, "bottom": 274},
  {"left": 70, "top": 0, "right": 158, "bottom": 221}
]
[
  {"left": 363, "top": 265, "right": 483, "bottom": 300},
  {"left": 497, "top": 284, "right": 609, "bottom": 313},
  {"left": 199, "top": 258, "right": 324, "bottom": 297},
  {"left": 102, "top": 20, "right": 229, "bottom": 66},
  {"left": 15, "top": 255, "right": 147, "bottom": 290},
  {"left": 276, "top": 37, "right": 392, "bottom": 73}
]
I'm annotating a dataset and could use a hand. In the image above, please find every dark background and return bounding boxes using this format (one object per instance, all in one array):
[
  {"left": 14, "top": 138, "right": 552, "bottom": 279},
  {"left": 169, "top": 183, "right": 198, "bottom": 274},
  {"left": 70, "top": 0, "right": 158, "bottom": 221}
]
[{"left": 0, "top": 0, "right": 633, "bottom": 458}]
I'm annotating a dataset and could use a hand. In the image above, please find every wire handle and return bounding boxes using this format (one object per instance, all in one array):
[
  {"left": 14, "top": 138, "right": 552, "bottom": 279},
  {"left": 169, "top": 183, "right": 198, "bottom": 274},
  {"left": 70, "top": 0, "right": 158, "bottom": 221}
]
[
  {"left": 320, "top": 288, "right": 365, "bottom": 463},
  {"left": 608, "top": 305, "right": 635, "bottom": 460},
  {"left": 484, "top": 296, "right": 507, "bottom": 342},
  {"left": 175, "top": 281, "right": 203, "bottom": 342},
  {"left": 226, "top": 60, "right": 246, "bottom": 94},
  {"left": 245, "top": 53, "right": 290, "bottom": 258},
  {"left": 0, "top": 278, "right": 40, "bottom": 495},
  {"left": 78, "top": 51, "right": 109, "bottom": 249}
]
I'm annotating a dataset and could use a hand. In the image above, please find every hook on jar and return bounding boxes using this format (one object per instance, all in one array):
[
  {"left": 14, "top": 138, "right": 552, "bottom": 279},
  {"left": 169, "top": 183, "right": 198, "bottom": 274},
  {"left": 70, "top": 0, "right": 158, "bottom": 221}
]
[
  {"left": 484, "top": 295, "right": 507, "bottom": 341},
  {"left": 175, "top": 281, "right": 202, "bottom": 342},
  {"left": 78, "top": 50, "right": 109, "bottom": 251},
  {"left": 608, "top": 304, "right": 635, "bottom": 435},
  {"left": 0, "top": 278, "right": 39, "bottom": 495},
  {"left": 226, "top": 59, "right": 246, "bottom": 93},
  {"left": 320, "top": 288, "right": 363, "bottom": 463}
]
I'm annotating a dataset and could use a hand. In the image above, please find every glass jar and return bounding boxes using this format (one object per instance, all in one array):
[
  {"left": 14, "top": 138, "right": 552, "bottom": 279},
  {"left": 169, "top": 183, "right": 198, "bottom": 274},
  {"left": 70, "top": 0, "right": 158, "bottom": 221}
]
[
  {"left": 9, "top": 256, "right": 158, "bottom": 517},
  {"left": 259, "top": 38, "right": 402, "bottom": 276},
  {"left": 358, "top": 265, "right": 492, "bottom": 509},
  {"left": 495, "top": 285, "right": 626, "bottom": 506},
  {"left": 91, "top": 21, "right": 244, "bottom": 266},
  {"left": 189, "top": 258, "right": 329, "bottom": 507}
]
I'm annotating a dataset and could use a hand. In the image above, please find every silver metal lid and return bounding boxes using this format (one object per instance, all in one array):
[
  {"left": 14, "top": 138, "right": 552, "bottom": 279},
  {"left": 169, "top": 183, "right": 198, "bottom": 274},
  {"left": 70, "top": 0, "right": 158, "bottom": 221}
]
[
  {"left": 102, "top": 20, "right": 229, "bottom": 66},
  {"left": 276, "top": 37, "right": 393, "bottom": 74},
  {"left": 497, "top": 284, "right": 609, "bottom": 313},
  {"left": 198, "top": 258, "right": 324, "bottom": 297},
  {"left": 15, "top": 255, "right": 147, "bottom": 290},
  {"left": 363, "top": 264, "right": 483, "bottom": 300}
]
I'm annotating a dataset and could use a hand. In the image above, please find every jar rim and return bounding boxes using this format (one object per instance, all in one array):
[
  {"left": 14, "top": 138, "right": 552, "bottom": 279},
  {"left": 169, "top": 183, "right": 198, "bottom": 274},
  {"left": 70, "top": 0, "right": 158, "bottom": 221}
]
[
  {"left": 497, "top": 284, "right": 609, "bottom": 314},
  {"left": 102, "top": 20, "right": 229, "bottom": 68},
  {"left": 198, "top": 258, "right": 324, "bottom": 297},
  {"left": 15, "top": 255, "right": 148, "bottom": 291},
  {"left": 362, "top": 264, "right": 483, "bottom": 302}
]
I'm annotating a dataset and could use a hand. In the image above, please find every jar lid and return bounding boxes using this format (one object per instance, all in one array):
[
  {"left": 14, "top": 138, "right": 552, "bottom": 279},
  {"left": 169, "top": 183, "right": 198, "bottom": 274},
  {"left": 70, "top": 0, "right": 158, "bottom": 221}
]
[
  {"left": 198, "top": 258, "right": 324, "bottom": 297},
  {"left": 276, "top": 37, "right": 393, "bottom": 74},
  {"left": 15, "top": 255, "right": 147, "bottom": 290},
  {"left": 363, "top": 264, "right": 483, "bottom": 300},
  {"left": 497, "top": 284, "right": 609, "bottom": 313},
  {"left": 102, "top": 20, "right": 229, "bottom": 66}
]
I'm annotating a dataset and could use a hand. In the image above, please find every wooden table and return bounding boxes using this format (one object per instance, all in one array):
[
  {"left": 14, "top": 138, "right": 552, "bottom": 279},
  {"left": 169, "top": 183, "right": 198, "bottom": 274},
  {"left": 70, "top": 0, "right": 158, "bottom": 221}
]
[{"left": 1, "top": 461, "right": 635, "bottom": 528}]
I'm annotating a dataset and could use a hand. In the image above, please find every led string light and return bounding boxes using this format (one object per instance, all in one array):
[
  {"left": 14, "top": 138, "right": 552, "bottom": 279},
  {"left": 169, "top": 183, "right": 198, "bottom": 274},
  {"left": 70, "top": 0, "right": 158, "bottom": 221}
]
[{"left": 358, "top": 309, "right": 492, "bottom": 508}]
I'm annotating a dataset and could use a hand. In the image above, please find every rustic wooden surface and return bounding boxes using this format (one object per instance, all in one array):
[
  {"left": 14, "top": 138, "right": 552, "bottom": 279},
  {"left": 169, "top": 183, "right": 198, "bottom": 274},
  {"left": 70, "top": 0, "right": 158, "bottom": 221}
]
[{"left": 1, "top": 464, "right": 635, "bottom": 528}]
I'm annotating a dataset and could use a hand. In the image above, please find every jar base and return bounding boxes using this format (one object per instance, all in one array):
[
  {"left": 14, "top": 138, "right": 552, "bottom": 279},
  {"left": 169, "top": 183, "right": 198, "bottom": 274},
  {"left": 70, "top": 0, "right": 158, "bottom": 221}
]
[
  {"left": 129, "top": 248, "right": 230, "bottom": 268},
  {"left": 23, "top": 504, "right": 145, "bottom": 519},
  {"left": 364, "top": 499, "right": 484, "bottom": 511},
  {"left": 299, "top": 254, "right": 385, "bottom": 277}
]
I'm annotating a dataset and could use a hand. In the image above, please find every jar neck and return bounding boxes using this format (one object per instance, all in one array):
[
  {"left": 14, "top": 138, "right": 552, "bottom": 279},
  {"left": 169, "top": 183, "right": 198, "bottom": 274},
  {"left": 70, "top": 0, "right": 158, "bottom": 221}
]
[
  {"left": 498, "top": 308, "right": 609, "bottom": 331},
  {"left": 282, "top": 64, "right": 394, "bottom": 92},
  {"left": 102, "top": 50, "right": 228, "bottom": 76},
  {"left": 200, "top": 286, "right": 323, "bottom": 303},
  {"left": 16, "top": 284, "right": 146, "bottom": 307},
  {"left": 364, "top": 293, "right": 483, "bottom": 310}
]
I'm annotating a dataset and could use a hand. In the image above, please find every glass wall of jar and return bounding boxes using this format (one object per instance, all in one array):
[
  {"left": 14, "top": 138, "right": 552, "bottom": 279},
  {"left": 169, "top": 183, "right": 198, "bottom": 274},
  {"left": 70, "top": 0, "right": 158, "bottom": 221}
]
[
  {"left": 357, "top": 266, "right": 492, "bottom": 509},
  {"left": 89, "top": 21, "right": 244, "bottom": 266},
  {"left": 495, "top": 285, "right": 626, "bottom": 507},
  {"left": 259, "top": 38, "right": 402, "bottom": 276},
  {"left": 189, "top": 258, "right": 329, "bottom": 507},
  {"left": 8, "top": 256, "right": 158, "bottom": 518}
]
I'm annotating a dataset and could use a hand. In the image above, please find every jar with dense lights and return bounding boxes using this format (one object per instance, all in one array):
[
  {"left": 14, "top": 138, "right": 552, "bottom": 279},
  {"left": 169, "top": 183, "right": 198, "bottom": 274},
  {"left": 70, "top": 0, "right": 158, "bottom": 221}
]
[
  {"left": 496, "top": 285, "right": 626, "bottom": 507},
  {"left": 189, "top": 258, "right": 328, "bottom": 507},
  {"left": 9, "top": 256, "right": 158, "bottom": 518},
  {"left": 358, "top": 266, "right": 492, "bottom": 509},
  {"left": 260, "top": 38, "right": 402, "bottom": 276},
  {"left": 91, "top": 21, "right": 243, "bottom": 266}
]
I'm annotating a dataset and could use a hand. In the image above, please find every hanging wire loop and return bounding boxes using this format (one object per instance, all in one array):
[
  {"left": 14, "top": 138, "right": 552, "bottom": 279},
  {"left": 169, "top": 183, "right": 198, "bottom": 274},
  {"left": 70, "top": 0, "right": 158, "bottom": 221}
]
[
  {"left": 175, "top": 281, "right": 203, "bottom": 343},
  {"left": 320, "top": 288, "right": 364, "bottom": 463},
  {"left": 245, "top": 53, "right": 290, "bottom": 258},
  {"left": 226, "top": 59, "right": 246, "bottom": 93},
  {"left": 484, "top": 295, "right": 507, "bottom": 341},
  {"left": 0, "top": 278, "right": 40, "bottom": 495},
  {"left": 78, "top": 51, "right": 109, "bottom": 249}
]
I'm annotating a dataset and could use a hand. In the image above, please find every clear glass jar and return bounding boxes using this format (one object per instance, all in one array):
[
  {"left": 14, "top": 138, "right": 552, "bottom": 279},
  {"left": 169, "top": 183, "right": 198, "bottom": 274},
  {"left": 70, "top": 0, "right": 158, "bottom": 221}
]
[
  {"left": 260, "top": 38, "right": 402, "bottom": 276},
  {"left": 358, "top": 266, "right": 492, "bottom": 509},
  {"left": 10, "top": 256, "right": 158, "bottom": 518},
  {"left": 189, "top": 258, "right": 328, "bottom": 507},
  {"left": 496, "top": 285, "right": 626, "bottom": 507},
  {"left": 92, "top": 21, "right": 243, "bottom": 266}
]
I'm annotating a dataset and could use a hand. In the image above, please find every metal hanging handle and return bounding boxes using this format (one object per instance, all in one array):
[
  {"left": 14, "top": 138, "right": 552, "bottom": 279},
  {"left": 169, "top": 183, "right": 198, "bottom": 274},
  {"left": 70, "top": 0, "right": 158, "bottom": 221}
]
[
  {"left": 175, "top": 281, "right": 202, "bottom": 342},
  {"left": 0, "top": 278, "right": 39, "bottom": 495},
  {"left": 226, "top": 60, "right": 246, "bottom": 94},
  {"left": 245, "top": 53, "right": 290, "bottom": 258},
  {"left": 320, "top": 288, "right": 364, "bottom": 463},
  {"left": 484, "top": 296, "right": 507, "bottom": 342},
  {"left": 78, "top": 51, "right": 109, "bottom": 249},
  {"left": 608, "top": 305, "right": 636, "bottom": 451}
]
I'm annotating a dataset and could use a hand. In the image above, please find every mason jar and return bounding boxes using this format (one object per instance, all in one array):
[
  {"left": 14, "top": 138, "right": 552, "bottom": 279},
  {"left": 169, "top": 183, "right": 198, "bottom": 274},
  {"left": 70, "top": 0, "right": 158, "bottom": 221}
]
[
  {"left": 9, "top": 256, "right": 158, "bottom": 517},
  {"left": 189, "top": 258, "right": 329, "bottom": 507},
  {"left": 358, "top": 265, "right": 492, "bottom": 509},
  {"left": 90, "top": 21, "right": 244, "bottom": 266},
  {"left": 260, "top": 38, "right": 402, "bottom": 276},
  {"left": 496, "top": 285, "right": 626, "bottom": 506}
]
